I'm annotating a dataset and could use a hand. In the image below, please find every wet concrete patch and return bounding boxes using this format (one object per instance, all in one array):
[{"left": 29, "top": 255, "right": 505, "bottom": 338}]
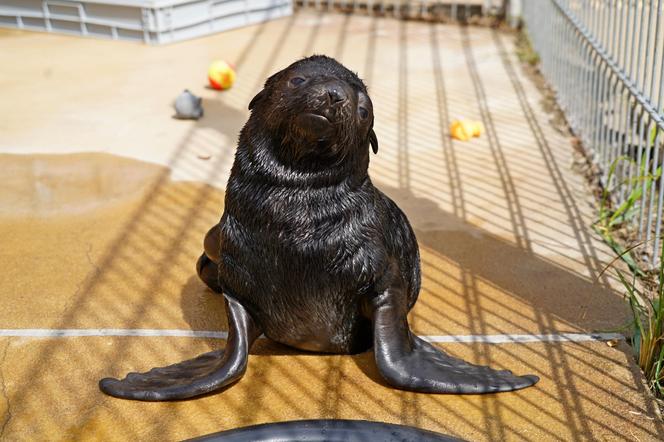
[
  {"left": 0, "top": 153, "right": 226, "bottom": 331},
  {"left": 0, "top": 153, "right": 164, "bottom": 217}
]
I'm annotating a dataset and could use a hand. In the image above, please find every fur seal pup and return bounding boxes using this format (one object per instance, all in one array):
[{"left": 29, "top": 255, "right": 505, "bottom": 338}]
[{"left": 100, "top": 55, "right": 539, "bottom": 401}]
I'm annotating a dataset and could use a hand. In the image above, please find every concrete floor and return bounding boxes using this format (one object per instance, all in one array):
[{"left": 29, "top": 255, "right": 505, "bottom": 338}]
[{"left": 0, "top": 9, "right": 662, "bottom": 441}]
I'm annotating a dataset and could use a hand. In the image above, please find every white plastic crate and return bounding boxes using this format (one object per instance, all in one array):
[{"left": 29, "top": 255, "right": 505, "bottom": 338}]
[{"left": 0, "top": 0, "right": 293, "bottom": 44}]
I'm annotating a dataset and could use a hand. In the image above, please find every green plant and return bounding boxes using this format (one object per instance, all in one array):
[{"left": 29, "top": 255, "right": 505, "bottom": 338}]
[
  {"left": 593, "top": 140, "right": 664, "bottom": 398},
  {"left": 515, "top": 29, "right": 540, "bottom": 66},
  {"left": 650, "top": 124, "right": 660, "bottom": 148},
  {"left": 593, "top": 155, "right": 661, "bottom": 276},
  {"left": 611, "top": 245, "right": 664, "bottom": 397}
]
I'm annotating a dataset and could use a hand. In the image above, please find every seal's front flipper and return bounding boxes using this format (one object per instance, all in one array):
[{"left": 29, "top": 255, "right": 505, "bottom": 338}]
[
  {"left": 371, "top": 284, "right": 539, "bottom": 394},
  {"left": 99, "top": 296, "right": 261, "bottom": 401}
]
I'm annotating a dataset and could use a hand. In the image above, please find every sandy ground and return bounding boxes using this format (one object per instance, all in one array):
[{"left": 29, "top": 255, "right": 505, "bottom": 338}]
[{"left": 0, "top": 9, "right": 662, "bottom": 441}]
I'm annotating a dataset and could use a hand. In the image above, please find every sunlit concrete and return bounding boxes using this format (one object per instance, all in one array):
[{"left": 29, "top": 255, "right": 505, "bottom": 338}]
[{"left": 0, "top": 9, "right": 661, "bottom": 441}]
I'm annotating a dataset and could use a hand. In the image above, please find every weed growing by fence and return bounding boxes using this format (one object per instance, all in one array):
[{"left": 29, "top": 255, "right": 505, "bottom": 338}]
[
  {"left": 593, "top": 156, "right": 661, "bottom": 277},
  {"left": 609, "top": 249, "right": 664, "bottom": 398},
  {"left": 592, "top": 152, "right": 664, "bottom": 400}
]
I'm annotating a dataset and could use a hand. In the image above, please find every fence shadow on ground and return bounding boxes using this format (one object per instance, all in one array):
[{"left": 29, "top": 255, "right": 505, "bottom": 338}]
[{"left": 3, "top": 9, "right": 663, "bottom": 441}]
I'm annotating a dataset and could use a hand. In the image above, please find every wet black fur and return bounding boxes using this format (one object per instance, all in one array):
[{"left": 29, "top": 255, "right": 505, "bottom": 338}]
[{"left": 212, "top": 55, "right": 420, "bottom": 354}]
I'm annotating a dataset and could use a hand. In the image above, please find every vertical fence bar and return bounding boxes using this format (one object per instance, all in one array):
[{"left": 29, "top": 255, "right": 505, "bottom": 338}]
[
  {"left": 648, "top": 0, "right": 662, "bottom": 104},
  {"left": 624, "top": 0, "right": 638, "bottom": 203}
]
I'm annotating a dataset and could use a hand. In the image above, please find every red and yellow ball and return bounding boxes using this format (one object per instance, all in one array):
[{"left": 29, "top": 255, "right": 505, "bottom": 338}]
[{"left": 208, "top": 60, "right": 236, "bottom": 90}]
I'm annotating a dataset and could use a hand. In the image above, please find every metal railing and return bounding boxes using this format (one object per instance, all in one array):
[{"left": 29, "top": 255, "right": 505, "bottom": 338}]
[
  {"left": 295, "top": 1, "right": 505, "bottom": 20},
  {"left": 523, "top": 0, "right": 664, "bottom": 267}
]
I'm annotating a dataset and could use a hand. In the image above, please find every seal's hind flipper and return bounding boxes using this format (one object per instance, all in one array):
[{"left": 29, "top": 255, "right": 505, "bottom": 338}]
[
  {"left": 99, "top": 296, "right": 261, "bottom": 401},
  {"left": 370, "top": 280, "right": 539, "bottom": 394}
]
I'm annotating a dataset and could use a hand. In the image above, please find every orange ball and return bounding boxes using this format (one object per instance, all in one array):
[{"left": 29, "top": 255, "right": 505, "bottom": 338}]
[{"left": 208, "top": 60, "right": 236, "bottom": 90}]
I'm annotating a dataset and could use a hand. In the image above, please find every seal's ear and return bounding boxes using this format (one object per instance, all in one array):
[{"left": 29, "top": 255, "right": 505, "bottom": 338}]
[
  {"left": 369, "top": 129, "right": 379, "bottom": 154},
  {"left": 248, "top": 89, "right": 266, "bottom": 111}
]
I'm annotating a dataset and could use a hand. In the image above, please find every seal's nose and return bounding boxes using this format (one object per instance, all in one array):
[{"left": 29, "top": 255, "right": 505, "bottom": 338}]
[{"left": 326, "top": 85, "right": 347, "bottom": 105}]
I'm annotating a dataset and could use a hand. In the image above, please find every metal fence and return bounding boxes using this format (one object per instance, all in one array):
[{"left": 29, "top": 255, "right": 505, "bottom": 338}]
[
  {"left": 523, "top": 0, "right": 664, "bottom": 267},
  {"left": 295, "top": 0, "right": 505, "bottom": 20}
]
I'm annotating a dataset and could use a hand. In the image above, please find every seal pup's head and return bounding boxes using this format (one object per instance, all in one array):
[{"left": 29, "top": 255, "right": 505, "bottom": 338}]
[{"left": 246, "top": 55, "right": 378, "bottom": 166}]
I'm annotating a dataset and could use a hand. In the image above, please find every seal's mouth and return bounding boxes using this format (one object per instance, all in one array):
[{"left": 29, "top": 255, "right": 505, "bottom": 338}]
[{"left": 295, "top": 112, "right": 335, "bottom": 140}]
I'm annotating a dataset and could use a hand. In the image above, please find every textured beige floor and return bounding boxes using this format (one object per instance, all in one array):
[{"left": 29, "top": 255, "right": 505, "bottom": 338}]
[{"left": 0, "top": 9, "right": 662, "bottom": 441}]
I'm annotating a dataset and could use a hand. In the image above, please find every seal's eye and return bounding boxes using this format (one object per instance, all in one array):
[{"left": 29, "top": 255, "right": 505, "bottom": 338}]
[
  {"left": 289, "top": 77, "right": 306, "bottom": 87},
  {"left": 358, "top": 106, "right": 369, "bottom": 120}
]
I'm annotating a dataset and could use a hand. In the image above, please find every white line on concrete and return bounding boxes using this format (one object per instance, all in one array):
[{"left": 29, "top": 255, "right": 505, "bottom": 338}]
[
  {"left": 0, "top": 329, "right": 624, "bottom": 343},
  {"left": 0, "top": 329, "right": 229, "bottom": 338},
  {"left": 420, "top": 333, "right": 624, "bottom": 343}
]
